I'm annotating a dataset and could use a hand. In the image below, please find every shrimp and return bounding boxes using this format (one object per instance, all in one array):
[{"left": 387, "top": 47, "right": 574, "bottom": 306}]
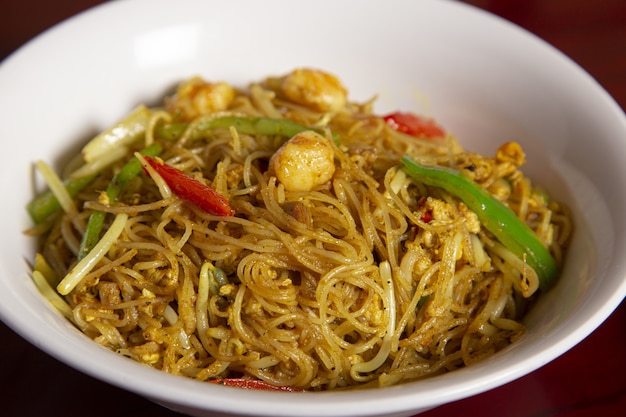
[
  {"left": 166, "top": 76, "right": 235, "bottom": 121},
  {"left": 269, "top": 130, "right": 336, "bottom": 192},
  {"left": 278, "top": 68, "right": 348, "bottom": 113},
  {"left": 496, "top": 141, "right": 526, "bottom": 167}
]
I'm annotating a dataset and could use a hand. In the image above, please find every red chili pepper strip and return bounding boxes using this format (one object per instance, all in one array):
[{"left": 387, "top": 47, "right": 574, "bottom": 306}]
[
  {"left": 420, "top": 211, "right": 433, "bottom": 223},
  {"left": 143, "top": 155, "right": 234, "bottom": 216},
  {"left": 383, "top": 111, "right": 446, "bottom": 139},
  {"left": 210, "top": 378, "right": 304, "bottom": 392},
  {"left": 417, "top": 196, "right": 433, "bottom": 223}
]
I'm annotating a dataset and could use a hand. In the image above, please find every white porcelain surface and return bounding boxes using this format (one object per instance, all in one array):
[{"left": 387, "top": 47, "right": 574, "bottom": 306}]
[{"left": 1, "top": 1, "right": 625, "bottom": 416}]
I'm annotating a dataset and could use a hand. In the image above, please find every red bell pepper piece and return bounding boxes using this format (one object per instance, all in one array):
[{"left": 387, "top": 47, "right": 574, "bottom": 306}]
[
  {"left": 143, "top": 155, "right": 234, "bottom": 216},
  {"left": 210, "top": 378, "right": 304, "bottom": 392},
  {"left": 383, "top": 111, "right": 445, "bottom": 139}
]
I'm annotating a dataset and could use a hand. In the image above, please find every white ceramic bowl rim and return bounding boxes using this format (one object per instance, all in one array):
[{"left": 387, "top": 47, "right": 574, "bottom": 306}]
[{"left": 1, "top": 1, "right": 625, "bottom": 416}]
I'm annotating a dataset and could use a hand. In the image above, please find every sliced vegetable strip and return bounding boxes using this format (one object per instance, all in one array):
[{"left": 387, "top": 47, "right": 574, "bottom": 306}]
[
  {"left": 401, "top": 155, "right": 558, "bottom": 291},
  {"left": 82, "top": 105, "right": 151, "bottom": 163},
  {"left": 57, "top": 213, "right": 129, "bottom": 295},
  {"left": 32, "top": 271, "right": 74, "bottom": 320},
  {"left": 27, "top": 107, "right": 153, "bottom": 224},
  {"left": 209, "top": 378, "right": 304, "bottom": 392},
  {"left": 77, "top": 143, "right": 163, "bottom": 260},
  {"left": 143, "top": 155, "right": 234, "bottom": 216},
  {"left": 27, "top": 174, "right": 97, "bottom": 224},
  {"left": 157, "top": 116, "right": 325, "bottom": 141}
]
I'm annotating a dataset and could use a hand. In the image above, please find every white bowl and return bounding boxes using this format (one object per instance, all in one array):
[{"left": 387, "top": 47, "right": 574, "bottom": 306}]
[{"left": 1, "top": 1, "right": 625, "bottom": 416}]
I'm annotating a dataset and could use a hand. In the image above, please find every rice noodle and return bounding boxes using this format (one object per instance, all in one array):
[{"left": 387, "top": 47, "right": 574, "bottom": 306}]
[{"left": 30, "top": 69, "right": 571, "bottom": 391}]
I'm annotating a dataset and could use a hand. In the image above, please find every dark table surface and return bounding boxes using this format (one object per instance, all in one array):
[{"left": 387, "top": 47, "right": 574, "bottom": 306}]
[{"left": 1, "top": 1, "right": 625, "bottom": 416}]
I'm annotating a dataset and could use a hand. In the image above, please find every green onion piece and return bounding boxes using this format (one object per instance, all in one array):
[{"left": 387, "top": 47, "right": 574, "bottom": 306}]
[
  {"left": 157, "top": 116, "right": 331, "bottom": 141},
  {"left": 77, "top": 143, "right": 162, "bottom": 260},
  {"left": 401, "top": 155, "right": 559, "bottom": 292},
  {"left": 27, "top": 174, "right": 97, "bottom": 224},
  {"left": 27, "top": 107, "right": 153, "bottom": 225},
  {"left": 58, "top": 213, "right": 129, "bottom": 295}
]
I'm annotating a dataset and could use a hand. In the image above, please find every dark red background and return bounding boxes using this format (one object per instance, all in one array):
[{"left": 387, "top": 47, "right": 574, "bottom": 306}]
[{"left": 1, "top": 1, "right": 625, "bottom": 416}]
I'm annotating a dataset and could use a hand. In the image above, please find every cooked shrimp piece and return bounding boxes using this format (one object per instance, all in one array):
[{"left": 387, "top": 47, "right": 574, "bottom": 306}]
[
  {"left": 279, "top": 68, "right": 348, "bottom": 113},
  {"left": 269, "top": 130, "right": 336, "bottom": 192},
  {"left": 496, "top": 141, "right": 526, "bottom": 167},
  {"left": 166, "top": 76, "right": 235, "bottom": 120}
]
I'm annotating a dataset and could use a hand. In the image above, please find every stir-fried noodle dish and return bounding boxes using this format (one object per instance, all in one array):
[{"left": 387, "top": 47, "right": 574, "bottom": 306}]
[{"left": 27, "top": 69, "right": 572, "bottom": 391}]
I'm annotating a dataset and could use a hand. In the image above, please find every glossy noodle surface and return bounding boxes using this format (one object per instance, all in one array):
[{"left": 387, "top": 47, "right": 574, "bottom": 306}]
[{"left": 28, "top": 69, "right": 572, "bottom": 390}]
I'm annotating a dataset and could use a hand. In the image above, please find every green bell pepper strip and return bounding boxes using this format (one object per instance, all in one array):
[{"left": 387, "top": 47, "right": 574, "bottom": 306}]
[
  {"left": 157, "top": 116, "right": 338, "bottom": 143},
  {"left": 401, "top": 155, "right": 558, "bottom": 292},
  {"left": 77, "top": 143, "right": 162, "bottom": 260}
]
